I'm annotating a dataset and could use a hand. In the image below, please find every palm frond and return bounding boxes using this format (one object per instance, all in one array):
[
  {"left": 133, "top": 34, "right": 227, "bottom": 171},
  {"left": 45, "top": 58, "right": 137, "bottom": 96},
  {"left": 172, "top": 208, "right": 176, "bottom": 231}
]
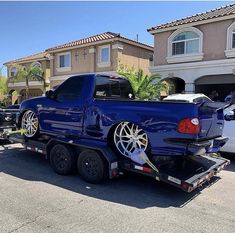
[{"left": 118, "top": 65, "right": 165, "bottom": 100}]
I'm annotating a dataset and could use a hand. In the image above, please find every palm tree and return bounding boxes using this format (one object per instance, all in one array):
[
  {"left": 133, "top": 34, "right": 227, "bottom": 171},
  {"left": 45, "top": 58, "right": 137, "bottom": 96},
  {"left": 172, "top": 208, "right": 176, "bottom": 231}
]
[
  {"left": 13, "top": 64, "right": 44, "bottom": 99},
  {"left": 118, "top": 65, "right": 166, "bottom": 100}
]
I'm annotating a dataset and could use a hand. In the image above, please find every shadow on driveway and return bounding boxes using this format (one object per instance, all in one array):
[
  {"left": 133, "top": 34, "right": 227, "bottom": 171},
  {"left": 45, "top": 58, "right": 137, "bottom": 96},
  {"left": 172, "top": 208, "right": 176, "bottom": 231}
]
[{"left": 0, "top": 144, "right": 222, "bottom": 209}]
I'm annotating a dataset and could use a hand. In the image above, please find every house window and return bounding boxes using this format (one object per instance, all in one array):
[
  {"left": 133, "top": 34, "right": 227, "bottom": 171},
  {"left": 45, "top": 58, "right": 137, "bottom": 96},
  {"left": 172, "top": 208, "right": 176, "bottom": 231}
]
[
  {"left": 225, "top": 22, "right": 235, "bottom": 58},
  {"left": 167, "top": 27, "right": 203, "bottom": 63},
  {"left": 98, "top": 45, "right": 110, "bottom": 67},
  {"left": 10, "top": 67, "right": 17, "bottom": 77},
  {"left": 59, "top": 53, "right": 71, "bottom": 67},
  {"left": 172, "top": 31, "right": 199, "bottom": 55},
  {"left": 56, "top": 52, "right": 71, "bottom": 72},
  {"left": 232, "top": 29, "right": 235, "bottom": 48}
]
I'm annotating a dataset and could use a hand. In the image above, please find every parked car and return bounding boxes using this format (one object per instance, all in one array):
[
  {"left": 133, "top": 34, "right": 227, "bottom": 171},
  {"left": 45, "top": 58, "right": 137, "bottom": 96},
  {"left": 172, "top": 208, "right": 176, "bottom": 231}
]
[
  {"left": 19, "top": 74, "right": 227, "bottom": 158},
  {"left": 220, "top": 104, "right": 235, "bottom": 153},
  {"left": 163, "top": 93, "right": 212, "bottom": 103},
  {"left": 0, "top": 105, "right": 20, "bottom": 138}
]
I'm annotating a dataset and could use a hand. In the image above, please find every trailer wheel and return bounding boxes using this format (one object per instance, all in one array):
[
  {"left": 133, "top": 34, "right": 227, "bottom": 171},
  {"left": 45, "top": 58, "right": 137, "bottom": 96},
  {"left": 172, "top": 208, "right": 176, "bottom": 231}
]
[
  {"left": 50, "top": 144, "right": 76, "bottom": 175},
  {"left": 77, "top": 150, "right": 107, "bottom": 183}
]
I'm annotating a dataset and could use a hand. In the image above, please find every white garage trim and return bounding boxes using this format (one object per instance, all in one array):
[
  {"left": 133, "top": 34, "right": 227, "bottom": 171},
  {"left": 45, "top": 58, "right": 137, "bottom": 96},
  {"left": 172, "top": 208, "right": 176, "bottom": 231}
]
[{"left": 150, "top": 58, "right": 235, "bottom": 93}]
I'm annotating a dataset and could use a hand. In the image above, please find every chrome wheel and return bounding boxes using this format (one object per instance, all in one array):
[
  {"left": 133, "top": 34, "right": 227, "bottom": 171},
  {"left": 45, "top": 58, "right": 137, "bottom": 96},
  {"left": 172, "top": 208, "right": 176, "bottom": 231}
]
[
  {"left": 21, "top": 110, "right": 39, "bottom": 137},
  {"left": 114, "top": 122, "right": 148, "bottom": 157}
]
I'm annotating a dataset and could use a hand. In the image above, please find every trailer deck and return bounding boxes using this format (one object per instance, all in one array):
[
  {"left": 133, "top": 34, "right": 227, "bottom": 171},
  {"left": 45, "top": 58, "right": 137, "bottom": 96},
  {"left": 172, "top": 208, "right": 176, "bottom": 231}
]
[{"left": 6, "top": 133, "right": 230, "bottom": 193}]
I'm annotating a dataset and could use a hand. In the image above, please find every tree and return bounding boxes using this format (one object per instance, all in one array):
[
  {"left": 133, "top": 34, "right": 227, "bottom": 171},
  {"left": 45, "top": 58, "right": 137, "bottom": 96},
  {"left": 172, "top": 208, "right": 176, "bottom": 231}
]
[
  {"left": 0, "top": 76, "right": 7, "bottom": 95},
  {"left": 118, "top": 65, "right": 167, "bottom": 100},
  {"left": 0, "top": 67, "right": 8, "bottom": 106},
  {"left": 12, "top": 64, "right": 44, "bottom": 99}
]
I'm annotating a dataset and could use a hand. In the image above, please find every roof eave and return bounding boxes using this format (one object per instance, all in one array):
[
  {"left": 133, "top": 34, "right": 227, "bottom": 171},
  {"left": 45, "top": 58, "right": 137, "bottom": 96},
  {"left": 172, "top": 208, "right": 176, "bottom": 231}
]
[
  {"left": 148, "top": 14, "right": 235, "bottom": 35},
  {"left": 4, "top": 57, "right": 48, "bottom": 66},
  {"left": 46, "top": 38, "right": 119, "bottom": 53},
  {"left": 118, "top": 38, "right": 153, "bottom": 51},
  {"left": 46, "top": 37, "right": 153, "bottom": 53}
]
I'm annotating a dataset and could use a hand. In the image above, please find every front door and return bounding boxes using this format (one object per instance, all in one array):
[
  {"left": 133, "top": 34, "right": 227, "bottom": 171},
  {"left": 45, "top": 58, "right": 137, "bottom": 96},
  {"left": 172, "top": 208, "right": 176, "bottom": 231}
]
[{"left": 39, "top": 76, "right": 85, "bottom": 137}]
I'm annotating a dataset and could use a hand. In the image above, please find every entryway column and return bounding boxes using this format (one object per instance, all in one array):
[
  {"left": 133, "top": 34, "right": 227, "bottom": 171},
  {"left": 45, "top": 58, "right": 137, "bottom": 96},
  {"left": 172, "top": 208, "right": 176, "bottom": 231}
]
[{"left": 185, "top": 83, "right": 195, "bottom": 93}]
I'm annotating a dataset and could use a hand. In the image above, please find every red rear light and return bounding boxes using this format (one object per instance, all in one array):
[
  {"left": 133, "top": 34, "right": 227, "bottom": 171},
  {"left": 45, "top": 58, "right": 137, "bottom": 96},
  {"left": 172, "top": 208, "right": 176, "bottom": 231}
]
[{"left": 178, "top": 118, "right": 200, "bottom": 134}]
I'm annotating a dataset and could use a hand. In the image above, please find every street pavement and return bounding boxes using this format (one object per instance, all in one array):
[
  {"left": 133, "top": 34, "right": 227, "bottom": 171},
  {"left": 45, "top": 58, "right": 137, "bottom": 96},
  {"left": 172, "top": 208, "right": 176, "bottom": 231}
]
[{"left": 0, "top": 142, "right": 235, "bottom": 233}]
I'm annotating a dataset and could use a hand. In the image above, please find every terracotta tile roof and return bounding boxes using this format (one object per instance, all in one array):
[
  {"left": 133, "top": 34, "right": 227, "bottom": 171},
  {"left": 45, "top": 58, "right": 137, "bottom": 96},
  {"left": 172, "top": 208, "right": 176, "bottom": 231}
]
[
  {"left": 4, "top": 51, "right": 48, "bottom": 65},
  {"left": 46, "top": 32, "right": 153, "bottom": 51},
  {"left": 148, "top": 3, "right": 235, "bottom": 32}
]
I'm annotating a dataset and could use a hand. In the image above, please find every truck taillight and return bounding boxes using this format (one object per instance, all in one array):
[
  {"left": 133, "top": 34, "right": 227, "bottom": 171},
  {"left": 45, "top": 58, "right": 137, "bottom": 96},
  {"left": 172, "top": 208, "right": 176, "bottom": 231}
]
[{"left": 178, "top": 118, "right": 200, "bottom": 134}]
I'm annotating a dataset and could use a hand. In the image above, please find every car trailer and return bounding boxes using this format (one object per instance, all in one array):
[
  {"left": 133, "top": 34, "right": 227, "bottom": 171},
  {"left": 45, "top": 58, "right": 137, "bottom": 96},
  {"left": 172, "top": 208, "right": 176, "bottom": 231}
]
[{"left": 5, "top": 132, "right": 230, "bottom": 193}]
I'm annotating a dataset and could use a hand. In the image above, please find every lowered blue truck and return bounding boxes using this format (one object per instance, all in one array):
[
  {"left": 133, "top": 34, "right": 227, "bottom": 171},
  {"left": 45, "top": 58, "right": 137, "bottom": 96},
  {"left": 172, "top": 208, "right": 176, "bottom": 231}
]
[{"left": 6, "top": 74, "right": 230, "bottom": 192}]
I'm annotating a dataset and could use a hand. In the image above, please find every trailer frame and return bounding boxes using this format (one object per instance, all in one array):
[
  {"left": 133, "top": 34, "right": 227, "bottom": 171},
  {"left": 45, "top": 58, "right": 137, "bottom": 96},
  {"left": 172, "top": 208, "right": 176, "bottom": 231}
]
[{"left": 7, "top": 133, "right": 230, "bottom": 193}]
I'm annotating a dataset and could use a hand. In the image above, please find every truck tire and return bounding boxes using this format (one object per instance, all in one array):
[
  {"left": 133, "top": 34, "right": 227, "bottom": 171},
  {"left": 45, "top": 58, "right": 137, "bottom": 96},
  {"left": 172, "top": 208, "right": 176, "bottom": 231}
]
[
  {"left": 77, "top": 149, "right": 108, "bottom": 184},
  {"left": 21, "top": 110, "right": 39, "bottom": 139},
  {"left": 50, "top": 144, "right": 76, "bottom": 175}
]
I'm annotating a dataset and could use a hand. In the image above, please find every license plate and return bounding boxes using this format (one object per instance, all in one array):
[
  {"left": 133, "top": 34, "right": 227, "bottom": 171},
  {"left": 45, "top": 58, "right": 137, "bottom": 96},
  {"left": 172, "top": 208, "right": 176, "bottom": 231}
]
[{"left": 3, "top": 128, "right": 12, "bottom": 133}]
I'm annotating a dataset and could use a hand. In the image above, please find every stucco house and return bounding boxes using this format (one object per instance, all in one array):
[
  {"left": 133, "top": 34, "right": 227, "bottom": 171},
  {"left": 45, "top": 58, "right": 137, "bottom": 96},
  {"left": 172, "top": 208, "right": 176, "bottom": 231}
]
[
  {"left": 46, "top": 32, "right": 153, "bottom": 88},
  {"left": 148, "top": 3, "right": 235, "bottom": 100},
  {"left": 4, "top": 52, "right": 50, "bottom": 103},
  {"left": 4, "top": 32, "right": 153, "bottom": 103}
]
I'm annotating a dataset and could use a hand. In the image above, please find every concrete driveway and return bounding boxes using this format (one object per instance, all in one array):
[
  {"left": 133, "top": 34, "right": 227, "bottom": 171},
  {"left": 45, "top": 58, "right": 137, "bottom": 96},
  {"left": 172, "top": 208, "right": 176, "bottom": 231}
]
[{"left": 0, "top": 142, "right": 235, "bottom": 233}]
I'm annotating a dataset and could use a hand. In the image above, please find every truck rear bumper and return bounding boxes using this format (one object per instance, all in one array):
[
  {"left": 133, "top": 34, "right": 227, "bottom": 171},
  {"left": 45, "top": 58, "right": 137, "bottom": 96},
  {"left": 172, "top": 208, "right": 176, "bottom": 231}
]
[{"left": 165, "top": 136, "right": 228, "bottom": 155}]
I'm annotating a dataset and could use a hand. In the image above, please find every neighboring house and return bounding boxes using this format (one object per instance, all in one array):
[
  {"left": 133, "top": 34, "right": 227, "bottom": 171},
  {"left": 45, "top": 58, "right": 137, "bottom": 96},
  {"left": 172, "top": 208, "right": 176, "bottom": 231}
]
[
  {"left": 4, "top": 52, "right": 50, "bottom": 103},
  {"left": 46, "top": 32, "right": 153, "bottom": 88},
  {"left": 148, "top": 3, "right": 235, "bottom": 100}
]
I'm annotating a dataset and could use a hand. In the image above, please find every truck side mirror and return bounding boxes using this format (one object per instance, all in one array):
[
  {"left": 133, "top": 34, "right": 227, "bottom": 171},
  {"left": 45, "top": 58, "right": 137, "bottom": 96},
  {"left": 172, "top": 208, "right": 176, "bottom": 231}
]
[{"left": 45, "top": 90, "right": 56, "bottom": 100}]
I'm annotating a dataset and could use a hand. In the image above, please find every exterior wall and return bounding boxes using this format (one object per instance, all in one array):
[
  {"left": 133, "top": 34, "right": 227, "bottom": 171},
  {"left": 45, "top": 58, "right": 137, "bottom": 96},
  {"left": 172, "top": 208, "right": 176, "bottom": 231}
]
[
  {"left": 49, "top": 41, "right": 153, "bottom": 86},
  {"left": 51, "top": 43, "right": 118, "bottom": 77},
  {"left": 6, "top": 59, "right": 50, "bottom": 103},
  {"left": 153, "top": 19, "right": 234, "bottom": 66},
  {"left": 52, "top": 48, "right": 93, "bottom": 76},
  {"left": 151, "top": 18, "right": 235, "bottom": 94},
  {"left": 118, "top": 42, "right": 153, "bottom": 75},
  {"left": 153, "top": 31, "right": 172, "bottom": 65}
]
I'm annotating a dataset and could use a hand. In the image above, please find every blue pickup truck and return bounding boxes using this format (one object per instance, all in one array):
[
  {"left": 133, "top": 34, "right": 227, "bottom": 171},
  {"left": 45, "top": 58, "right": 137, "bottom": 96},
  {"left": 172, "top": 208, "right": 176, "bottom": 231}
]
[
  {"left": 19, "top": 74, "right": 227, "bottom": 158},
  {"left": 10, "top": 74, "right": 229, "bottom": 192}
]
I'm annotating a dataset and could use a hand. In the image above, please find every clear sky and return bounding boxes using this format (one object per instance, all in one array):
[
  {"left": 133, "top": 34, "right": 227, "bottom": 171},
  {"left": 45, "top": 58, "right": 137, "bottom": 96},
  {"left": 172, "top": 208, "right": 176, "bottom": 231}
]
[{"left": 0, "top": 1, "right": 231, "bottom": 76}]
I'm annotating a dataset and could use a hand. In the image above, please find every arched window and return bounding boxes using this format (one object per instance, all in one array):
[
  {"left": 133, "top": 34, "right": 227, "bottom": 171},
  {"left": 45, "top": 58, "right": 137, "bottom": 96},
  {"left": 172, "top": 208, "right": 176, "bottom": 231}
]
[
  {"left": 172, "top": 31, "right": 199, "bottom": 55},
  {"left": 10, "top": 67, "right": 17, "bottom": 77},
  {"left": 225, "top": 22, "right": 235, "bottom": 57},
  {"left": 31, "top": 61, "right": 41, "bottom": 68},
  {"left": 232, "top": 28, "right": 235, "bottom": 49},
  {"left": 167, "top": 27, "right": 203, "bottom": 63}
]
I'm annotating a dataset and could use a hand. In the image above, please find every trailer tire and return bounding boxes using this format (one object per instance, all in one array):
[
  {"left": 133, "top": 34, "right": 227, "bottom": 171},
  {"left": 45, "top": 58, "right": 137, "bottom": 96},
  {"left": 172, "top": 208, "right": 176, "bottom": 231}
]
[
  {"left": 77, "top": 150, "right": 107, "bottom": 184},
  {"left": 50, "top": 144, "right": 76, "bottom": 175}
]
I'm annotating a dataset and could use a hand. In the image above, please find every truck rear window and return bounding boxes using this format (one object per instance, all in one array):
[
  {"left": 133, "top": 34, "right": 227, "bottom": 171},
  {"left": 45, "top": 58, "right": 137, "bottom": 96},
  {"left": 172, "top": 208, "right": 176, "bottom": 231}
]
[{"left": 95, "top": 76, "right": 134, "bottom": 100}]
